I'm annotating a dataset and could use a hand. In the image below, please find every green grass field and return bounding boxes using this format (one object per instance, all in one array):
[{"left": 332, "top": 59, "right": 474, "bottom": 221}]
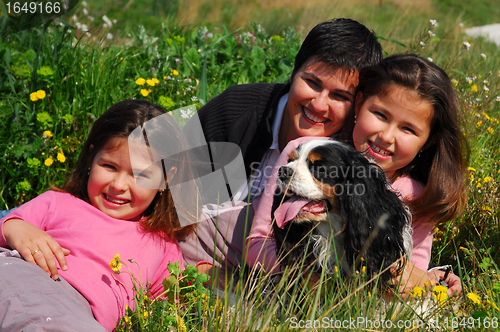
[{"left": 0, "top": 0, "right": 499, "bottom": 330}]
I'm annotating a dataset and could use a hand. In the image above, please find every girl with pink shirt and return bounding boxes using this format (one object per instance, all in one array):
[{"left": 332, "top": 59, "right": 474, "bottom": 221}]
[{"left": 0, "top": 100, "right": 197, "bottom": 331}]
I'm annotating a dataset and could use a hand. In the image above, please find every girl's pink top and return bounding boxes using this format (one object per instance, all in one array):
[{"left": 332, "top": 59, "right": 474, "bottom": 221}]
[
  {"left": 0, "top": 191, "right": 184, "bottom": 331},
  {"left": 245, "top": 137, "right": 434, "bottom": 274}
]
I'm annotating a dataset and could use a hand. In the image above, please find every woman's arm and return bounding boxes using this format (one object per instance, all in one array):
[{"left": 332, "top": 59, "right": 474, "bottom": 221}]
[{"left": 2, "top": 218, "right": 70, "bottom": 280}]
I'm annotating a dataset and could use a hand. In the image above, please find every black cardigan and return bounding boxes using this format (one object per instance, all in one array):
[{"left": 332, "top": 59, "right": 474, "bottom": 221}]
[{"left": 183, "top": 82, "right": 290, "bottom": 178}]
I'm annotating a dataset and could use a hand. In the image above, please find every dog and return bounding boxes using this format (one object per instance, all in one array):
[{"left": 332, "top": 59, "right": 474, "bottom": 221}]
[{"left": 271, "top": 139, "right": 413, "bottom": 285}]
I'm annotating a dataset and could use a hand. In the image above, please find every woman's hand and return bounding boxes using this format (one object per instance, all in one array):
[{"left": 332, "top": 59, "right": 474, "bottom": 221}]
[
  {"left": 428, "top": 268, "right": 462, "bottom": 296},
  {"left": 3, "top": 218, "right": 70, "bottom": 279}
]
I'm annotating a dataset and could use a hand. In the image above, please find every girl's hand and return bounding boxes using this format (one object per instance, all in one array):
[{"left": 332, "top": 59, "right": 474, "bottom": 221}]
[
  {"left": 428, "top": 269, "right": 462, "bottom": 296},
  {"left": 3, "top": 218, "right": 70, "bottom": 279},
  {"left": 390, "top": 260, "right": 430, "bottom": 299}
]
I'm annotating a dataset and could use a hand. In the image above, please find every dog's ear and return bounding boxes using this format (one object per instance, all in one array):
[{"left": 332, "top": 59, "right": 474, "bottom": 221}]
[{"left": 336, "top": 151, "right": 408, "bottom": 283}]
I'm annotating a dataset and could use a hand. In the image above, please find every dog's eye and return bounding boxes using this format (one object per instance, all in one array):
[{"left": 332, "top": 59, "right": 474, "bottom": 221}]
[{"left": 288, "top": 149, "right": 299, "bottom": 161}]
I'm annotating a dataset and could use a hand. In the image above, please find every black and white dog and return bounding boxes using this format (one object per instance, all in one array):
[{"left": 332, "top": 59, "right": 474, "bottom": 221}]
[{"left": 272, "top": 139, "right": 412, "bottom": 285}]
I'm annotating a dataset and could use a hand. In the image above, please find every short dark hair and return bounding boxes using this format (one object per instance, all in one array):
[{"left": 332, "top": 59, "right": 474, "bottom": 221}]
[{"left": 291, "top": 18, "right": 383, "bottom": 79}]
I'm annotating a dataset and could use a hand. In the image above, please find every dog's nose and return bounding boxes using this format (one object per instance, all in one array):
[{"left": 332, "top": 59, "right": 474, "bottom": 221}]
[{"left": 278, "top": 166, "right": 294, "bottom": 182}]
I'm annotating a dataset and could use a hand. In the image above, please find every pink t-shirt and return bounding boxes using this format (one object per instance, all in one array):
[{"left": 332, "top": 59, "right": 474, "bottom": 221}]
[
  {"left": 391, "top": 176, "right": 434, "bottom": 271},
  {"left": 0, "top": 191, "right": 184, "bottom": 331},
  {"left": 245, "top": 137, "right": 434, "bottom": 274}
]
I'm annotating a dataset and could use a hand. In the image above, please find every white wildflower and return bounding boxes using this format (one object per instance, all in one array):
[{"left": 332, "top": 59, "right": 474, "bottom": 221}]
[
  {"left": 463, "top": 41, "right": 471, "bottom": 50},
  {"left": 428, "top": 30, "right": 435, "bottom": 37},
  {"left": 181, "top": 109, "right": 193, "bottom": 118},
  {"left": 496, "top": 96, "right": 500, "bottom": 102},
  {"left": 481, "top": 53, "right": 487, "bottom": 60},
  {"left": 83, "top": 8, "right": 88, "bottom": 16},
  {"left": 420, "top": 41, "right": 425, "bottom": 48},
  {"left": 459, "top": 23, "right": 464, "bottom": 28},
  {"left": 429, "top": 19, "right": 438, "bottom": 27},
  {"left": 82, "top": 1, "right": 88, "bottom": 7},
  {"left": 102, "top": 15, "right": 113, "bottom": 28},
  {"left": 466, "top": 77, "right": 473, "bottom": 84},
  {"left": 106, "top": 33, "right": 113, "bottom": 40},
  {"left": 427, "top": 57, "right": 433, "bottom": 62},
  {"left": 483, "top": 86, "right": 489, "bottom": 93},
  {"left": 207, "top": 33, "right": 213, "bottom": 39}
]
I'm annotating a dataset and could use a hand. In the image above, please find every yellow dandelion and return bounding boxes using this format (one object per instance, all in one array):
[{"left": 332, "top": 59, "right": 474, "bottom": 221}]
[
  {"left": 432, "top": 285, "right": 449, "bottom": 303},
  {"left": 135, "top": 78, "right": 146, "bottom": 85},
  {"left": 477, "top": 120, "right": 483, "bottom": 127},
  {"left": 30, "top": 92, "right": 39, "bottom": 102},
  {"left": 176, "top": 315, "right": 186, "bottom": 332},
  {"left": 476, "top": 182, "right": 482, "bottom": 188},
  {"left": 124, "top": 316, "right": 131, "bottom": 324},
  {"left": 412, "top": 286, "right": 425, "bottom": 297},
  {"left": 361, "top": 266, "right": 366, "bottom": 274},
  {"left": 152, "top": 78, "right": 159, "bottom": 84},
  {"left": 140, "top": 89, "right": 150, "bottom": 97},
  {"left": 467, "top": 292, "right": 481, "bottom": 304},
  {"left": 170, "top": 69, "right": 179, "bottom": 76},
  {"left": 468, "top": 167, "right": 476, "bottom": 172},
  {"left": 482, "top": 206, "right": 492, "bottom": 212},
  {"left": 163, "top": 76, "right": 167, "bottom": 80},
  {"left": 36, "top": 90, "right": 46, "bottom": 99},
  {"left": 44, "top": 156, "right": 54, "bottom": 166},
  {"left": 43, "top": 130, "right": 53, "bottom": 138},
  {"left": 57, "top": 149, "right": 66, "bottom": 163},
  {"left": 471, "top": 84, "right": 478, "bottom": 92},
  {"left": 487, "top": 299, "right": 499, "bottom": 310},
  {"left": 109, "top": 253, "right": 122, "bottom": 272},
  {"left": 146, "top": 79, "right": 155, "bottom": 86},
  {"left": 487, "top": 127, "right": 494, "bottom": 134},
  {"left": 334, "top": 266, "right": 339, "bottom": 273},
  {"left": 142, "top": 311, "right": 149, "bottom": 319},
  {"left": 484, "top": 176, "right": 492, "bottom": 183}
]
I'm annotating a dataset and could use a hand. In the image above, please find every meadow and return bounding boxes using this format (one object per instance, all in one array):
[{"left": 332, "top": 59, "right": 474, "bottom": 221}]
[{"left": 0, "top": 0, "right": 499, "bottom": 330}]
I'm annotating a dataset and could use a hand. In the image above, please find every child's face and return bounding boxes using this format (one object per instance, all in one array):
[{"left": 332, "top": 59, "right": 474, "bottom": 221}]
[
  {"left": 284, "top": 59, "right": 358, "bottom": 142},
  {"left": 352, "top": 85, "right": 433, "bottom": 179},
  {"left": 87, "top": 138, "right": 162, "bottom": 220}
]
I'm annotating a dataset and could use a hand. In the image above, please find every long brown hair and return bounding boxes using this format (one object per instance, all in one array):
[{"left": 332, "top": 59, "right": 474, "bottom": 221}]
[
  {"left": 340, "top": 53, "right": 468, "bottom": 225},
  {"left": 60, "top": 99, "right": 197, "bottom": 240}
]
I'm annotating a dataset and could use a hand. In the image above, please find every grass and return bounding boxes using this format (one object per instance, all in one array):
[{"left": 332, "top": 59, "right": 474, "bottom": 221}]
[{"left": 0, "top": 0, "right": 499, "bottom": 331}]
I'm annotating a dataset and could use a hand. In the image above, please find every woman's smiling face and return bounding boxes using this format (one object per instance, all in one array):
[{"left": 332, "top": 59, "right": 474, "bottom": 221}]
[
  {"left": 352, "top": 85, "right": 433, "bottom": 179},
  {"left": 282, "top": 59, "right": 358, "bottom": 145}
]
